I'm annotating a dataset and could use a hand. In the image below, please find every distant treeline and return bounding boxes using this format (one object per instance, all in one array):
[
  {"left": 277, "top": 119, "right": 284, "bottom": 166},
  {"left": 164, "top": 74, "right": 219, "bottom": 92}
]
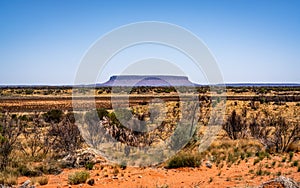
[{"left": 1, "top": 85, "right": 300, "bottom": 94}]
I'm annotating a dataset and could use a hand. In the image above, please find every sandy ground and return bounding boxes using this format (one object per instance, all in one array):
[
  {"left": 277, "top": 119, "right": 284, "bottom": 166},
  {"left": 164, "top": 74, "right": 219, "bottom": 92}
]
[{"left": 17, "top": 153, "right": 300, "bottom": 188}]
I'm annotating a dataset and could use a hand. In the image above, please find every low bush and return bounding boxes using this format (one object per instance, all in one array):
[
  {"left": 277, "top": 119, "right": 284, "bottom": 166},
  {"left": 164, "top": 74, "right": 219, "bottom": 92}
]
[
  {"left": 68, "top": 171, "right": 90, "bottom": 185},
  {"left": 85, "top": 162, "right": 94, "bottom": 170},
  {"left": 166, "top": 153, "right": 201, "bottom": 169},
  {"left": 31, "top": 176, "right": 49, "bottom": 186},
  {"left": 17, "top": 165, "right": 41, "bottom": 177}
]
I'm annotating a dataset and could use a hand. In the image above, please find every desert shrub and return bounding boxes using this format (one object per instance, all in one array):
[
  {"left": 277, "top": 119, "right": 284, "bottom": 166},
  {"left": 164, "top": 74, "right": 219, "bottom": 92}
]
[
  {"left": 37, "top": 162, "right": 62, "bottom": 175},
  {"left": 20, "top": 113, "right": 52, "bottom": 159},
  {"left": 48, "top": 115, "right": 84, "bottom": 155},
  {"left": 120, "top": 161, "right": 127, "bottom": 170},
  {"left": 256, "top": 151, "right": 269, "bottom": 160},
  {"left": 249, "top": 100, "right": 259, "bottom": 110},
  {"left": 43, "top": 109, "right": 63, "bottom": 123},
  {"left": 222, "top": 110, "right": 247, "bottom": 140},
  {"left": 85, "top": 162, "right": 94, "bottom": 170},
  {"left": 25, "top": 89, "right": 34, "bottom": 95},
  {"left": 17, "top": 164, "right": 42, "bottom": 177},
  {"left": 0, "top": 173, "right": 18, "bottom": 186},
  {"left": 166, "top": 153, "right": 201, "bottom": 168},
  {"left": 31, "top": 176, "right": 49, "bottom": 185},
  {"left": 250, "top": 114, "right": 300, "bottom": 153},
  {"left": 292, "top": 160, "right": 298, "bottom": 167},
  {"left": 255, "top": 167, "right": 270, "bottom": 176},
  {"left": 68, "top": 171, "right": 90, "bottom": 185},
  {"left": 227, "top": 151, "right": 241, "bottom": 164},
  {"left": 0, "top": 113, "right": 25, "bottom": 170}
]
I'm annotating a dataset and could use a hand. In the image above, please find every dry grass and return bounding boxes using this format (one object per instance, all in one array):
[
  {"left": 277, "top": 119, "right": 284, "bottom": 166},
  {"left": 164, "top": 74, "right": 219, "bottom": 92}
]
[
  {"left": 31, "top": 176, "right": 49, "bottom": 186},
  {"left": 0, "top": 173, "right": 18, "bottom": 186}
]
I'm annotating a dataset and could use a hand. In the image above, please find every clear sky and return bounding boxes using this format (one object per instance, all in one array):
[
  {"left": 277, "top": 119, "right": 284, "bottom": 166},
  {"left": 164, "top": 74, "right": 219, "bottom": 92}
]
[{"left": 0, "top": 0, "right": 299, "bottom": 85}]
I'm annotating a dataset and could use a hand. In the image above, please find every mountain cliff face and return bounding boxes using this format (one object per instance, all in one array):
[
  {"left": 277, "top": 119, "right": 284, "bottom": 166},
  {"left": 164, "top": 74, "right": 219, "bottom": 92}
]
[{"left": 98, "top": 75, "right": 196, "bottom": 87}]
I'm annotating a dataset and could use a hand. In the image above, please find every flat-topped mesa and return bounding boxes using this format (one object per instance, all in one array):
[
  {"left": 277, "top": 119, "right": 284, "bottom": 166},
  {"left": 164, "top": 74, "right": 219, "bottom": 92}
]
[{"left": 99, "top": 75, "right": 196, "bottom": 87}]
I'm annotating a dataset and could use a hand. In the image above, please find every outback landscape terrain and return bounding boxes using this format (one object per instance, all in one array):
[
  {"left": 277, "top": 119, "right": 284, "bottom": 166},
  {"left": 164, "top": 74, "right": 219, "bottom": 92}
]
[{"left": 0, "top": 80, "right": 300, "bottom": 188}]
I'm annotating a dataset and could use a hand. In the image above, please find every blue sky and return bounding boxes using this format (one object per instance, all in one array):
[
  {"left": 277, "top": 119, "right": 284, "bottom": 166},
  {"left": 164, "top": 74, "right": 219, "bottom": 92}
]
[{"left": 0, "top": 0, "right": 299, "bottom": 85}]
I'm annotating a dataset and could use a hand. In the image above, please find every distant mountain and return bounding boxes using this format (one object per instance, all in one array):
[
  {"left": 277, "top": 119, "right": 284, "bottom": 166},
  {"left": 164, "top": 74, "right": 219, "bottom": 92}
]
[
  {"left": 97, "top": 75, "right": 197, "bottom": 87},
  {"left": 96, "top": 75, "right": 300, "bottom": 87},
  {"left": 0, "top": 76, "right": 299, "bottom": 88}
]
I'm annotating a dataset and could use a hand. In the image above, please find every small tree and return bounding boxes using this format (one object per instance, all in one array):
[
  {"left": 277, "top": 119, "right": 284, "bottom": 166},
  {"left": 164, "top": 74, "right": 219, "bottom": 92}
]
[
  {"left": 43, "top": 109, "right": 63, "bottom": 123},
  {"left": 222, "top": 110, "right": 247, "bottom": 140},
  {"left": 250, "top": 114, "right": 300, "bottom": 153},
  {"left": 0, "top": 113, "right": 24, "bottom": 170},
  {"left": 20, "top": 113, "right": 53, "bottom": 159},
  {"left": 48, "top": 113, "right": 84, "bottom": 155}
]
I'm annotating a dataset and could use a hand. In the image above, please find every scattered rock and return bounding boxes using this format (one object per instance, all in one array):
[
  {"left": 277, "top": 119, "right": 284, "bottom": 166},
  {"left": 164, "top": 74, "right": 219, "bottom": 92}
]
[
  {"left": 112, "top": 176, "right": 118, "bottom": 179},
  {"left": 19, "top": 180, "right": 31, "bottom": 188},
  {"left": 87, "top": 179, "right": 95, "bottom": 186},
  {"left": 205, "top": 161, "right": 212, "bottom": 169},
  {"left": 59, "top": 148, "right": 105, "bottom": 168},
  {"left": 259, "top": 176, "right": 299, "bottom": 188},
  {"left": 138, "top": 175, "right": 142, "bottom": 178}
]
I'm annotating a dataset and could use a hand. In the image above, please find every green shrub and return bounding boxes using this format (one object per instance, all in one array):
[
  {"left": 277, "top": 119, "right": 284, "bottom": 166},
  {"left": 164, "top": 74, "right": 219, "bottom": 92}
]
[
  {"left": 85, "top": 162, "right": 94, "bottom": 170},
  {"left": 120, "top": 161, "right": 127, "bottom": 170},
  {"left": 256, "top": 151, "right": 268, "bottom": 161},
  {"left": 166, "top": 153, "right": 201, "bottom": 169},
  {"left": 256, "top": 169, "right": 263, "bottom": 176},
  {"left": 68, "top": 171, "right": 90, "bottom": 185},
  {"left": 256, "top": 168, "right": 270, "bottom": 176},
  {"left": 227, "top": 153, "right": 238, "bottom": 164},
  {"left": 292, "top": 160, "right": 298, "bottom": 167}
]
